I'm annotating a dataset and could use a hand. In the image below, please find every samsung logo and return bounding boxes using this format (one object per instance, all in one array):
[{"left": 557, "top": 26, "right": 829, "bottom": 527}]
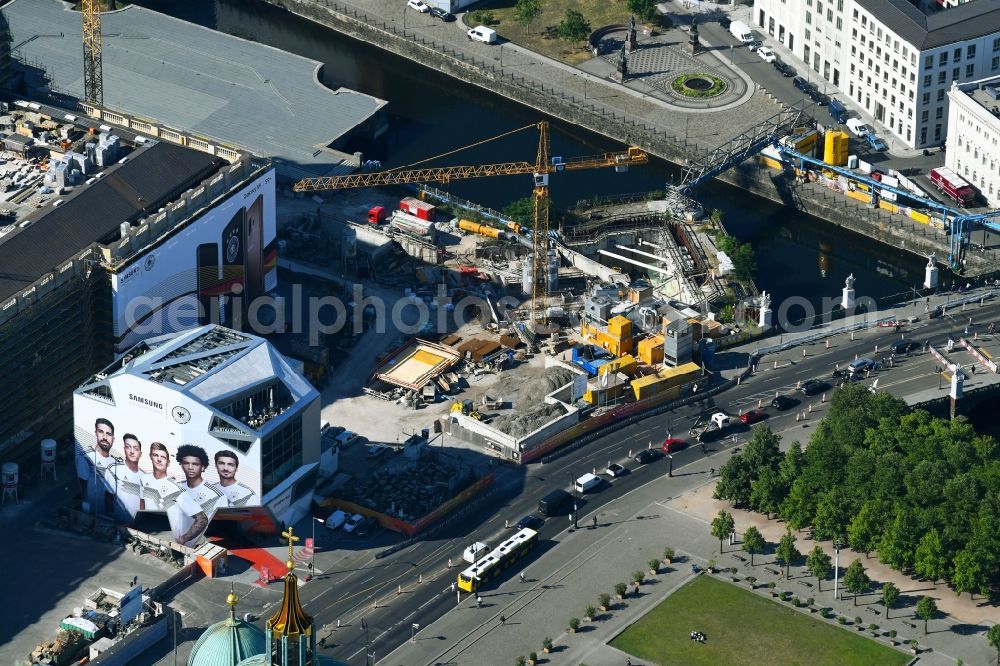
[
  {"left": 129, "top": 393, "right": 163, "bottom": 410},
  {"left": 120, "top": 263, "right": 142, "bottom": 283}
]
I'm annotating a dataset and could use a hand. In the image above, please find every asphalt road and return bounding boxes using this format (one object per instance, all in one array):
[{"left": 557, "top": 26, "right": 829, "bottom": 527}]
[{"left": 300, "top": 293, "right": 1000, "bottom": 663}]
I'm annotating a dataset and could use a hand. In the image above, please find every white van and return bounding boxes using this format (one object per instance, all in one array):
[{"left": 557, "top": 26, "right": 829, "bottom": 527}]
[
  {"left": 467, "top": 26, "right": 497, "bottom": 44},
  {"left": 463, "top": 542, "right": 490, "bottom": 563},
  {"left": 574, "top": 473, "right": 601, "bottom": 494},
  {"left": 846, "top": 118, "right": 871, "bottom": 137}
]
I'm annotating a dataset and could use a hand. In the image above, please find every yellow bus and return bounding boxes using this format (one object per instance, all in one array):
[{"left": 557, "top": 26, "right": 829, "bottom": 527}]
[{"left": 457, "top": 528, "right": 538, "bottom": 592}]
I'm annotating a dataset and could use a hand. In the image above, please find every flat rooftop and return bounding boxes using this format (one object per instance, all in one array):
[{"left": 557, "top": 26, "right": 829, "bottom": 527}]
[
  {"left": 4, "top": 0, "right": 387, "bottom": 178},
  {"left": 0, "top": 140, "right": 222, "bottom": 301}
]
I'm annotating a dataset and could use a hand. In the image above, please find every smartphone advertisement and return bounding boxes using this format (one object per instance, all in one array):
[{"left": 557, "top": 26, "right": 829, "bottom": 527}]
[{"left": 110, "top": 169, "right": 277, "bottom": 353}]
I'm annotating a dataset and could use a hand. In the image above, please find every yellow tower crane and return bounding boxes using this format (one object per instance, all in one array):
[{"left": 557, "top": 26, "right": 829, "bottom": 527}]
[
  {"left": 294, "top": 121, "right": 648, "bottom": 325},
  {"left": 81, "top": 0, "right": 104, "bottom": 106}
]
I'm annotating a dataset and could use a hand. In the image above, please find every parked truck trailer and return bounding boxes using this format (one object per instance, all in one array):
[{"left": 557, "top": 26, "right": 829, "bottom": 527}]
[{"left": 930, "top": 167, "right": 976, "bottom": 207}]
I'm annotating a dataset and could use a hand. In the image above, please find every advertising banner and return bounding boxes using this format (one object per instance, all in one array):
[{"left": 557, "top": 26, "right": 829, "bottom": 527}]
[
  {"left": 111, "top": 170, "right": 278, "bottom": 353},
  {"left": 74, "top": 378, "right": 262, "bottom": 547}
]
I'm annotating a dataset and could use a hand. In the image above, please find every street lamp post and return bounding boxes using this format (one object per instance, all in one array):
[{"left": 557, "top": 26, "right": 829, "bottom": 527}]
[
  {"left": 833, "top": 541, "right": 842, "bottom": 600},
  {"left": 309, "top": 517, "right": 323, "bottom": 580},
  {"left": 571, "top": 478, "right": 578, "bottom": 529},
  {"left": 411, "top": 623, "right": 419, "bottom": 643},
  {"left": 362, "top": 618, "right": 372, "bottom": 666}
]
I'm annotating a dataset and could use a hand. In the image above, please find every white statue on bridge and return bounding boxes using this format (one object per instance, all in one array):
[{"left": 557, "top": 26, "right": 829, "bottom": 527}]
[{"left": 845, "top": 273, "right": 855, "bottom": 290}]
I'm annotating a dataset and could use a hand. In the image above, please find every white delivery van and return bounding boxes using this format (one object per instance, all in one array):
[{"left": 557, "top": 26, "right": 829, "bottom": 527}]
[
  {"left": 846, "top": 118, "right": 871, "bottom": 137},
  {"left": 574, "top": 473, "right": 601, "bottom": 494},
  {"left": 463, "top": 542, "right": 490, "bottom": 563},
  {"left": 467, "top": 26, "right": 497, "bottom": 44},
  {"left": 729, "top": 20, "right": 753, "bottom": 44}
]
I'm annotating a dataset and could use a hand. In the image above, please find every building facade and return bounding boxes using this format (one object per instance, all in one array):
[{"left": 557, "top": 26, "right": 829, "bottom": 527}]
[
  {"left": 946, "top": 77, "right": 1000, "bottom": 206},
  {"left": 753, "top": 0, "right": 1000, "bottom": 149}
]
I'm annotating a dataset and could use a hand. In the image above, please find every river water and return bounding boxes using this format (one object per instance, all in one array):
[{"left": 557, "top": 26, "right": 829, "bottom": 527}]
[{"left": 136, "top": 0, "right": 931, "bottom": 312}]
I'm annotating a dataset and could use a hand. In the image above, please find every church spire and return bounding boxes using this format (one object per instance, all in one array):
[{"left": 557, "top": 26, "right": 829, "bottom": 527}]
[{"left": 265, "top": 526, "right": 315, "bottom": 665}]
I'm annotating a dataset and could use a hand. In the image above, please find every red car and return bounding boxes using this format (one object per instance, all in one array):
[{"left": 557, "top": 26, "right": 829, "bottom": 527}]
[
  {"left": 662, "top": 438, "right": 688, "bottom": 454},
  {"left": 739, "top": 409, "right": 768, "bottom": 425}
]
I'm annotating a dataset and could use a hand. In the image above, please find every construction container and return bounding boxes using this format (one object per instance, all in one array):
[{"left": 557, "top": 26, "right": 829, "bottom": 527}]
[
  {"left": 656, "top": 361, "right": 701, "bottom": 387},
  {"left": 637, "top": 335, "right": 664, "bottom": 365},
  {"left": 399, "top": 197, "right": 436, "bottom": 221},
  {"left": 824, "top": 130, "right": 849, "bottom": 166},
  {"left": 598, "top": 353, "right": 638, "bottom": 377},
  {"left": 631, "top": 375, "right": 681, "bottom": 401}
]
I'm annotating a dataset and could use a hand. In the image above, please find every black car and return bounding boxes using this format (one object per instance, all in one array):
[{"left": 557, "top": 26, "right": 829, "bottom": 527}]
[
  {"left": 771, "top": 394, "right": 798, "bottom": 410},
  {"left": 808, "top": 88, "right": 829, "bottom": 105},
  {"left": 429, "top": 6, "right": 455, "bottom": 21},
  {"left": 890, "top": 340, "right": 920, "bottom": 354},
  {"left": 516, "top": 514, "right": 545, "bottom": 530},
  {"left": 634, "top": 448, "right": 665, "bottom": 465},
  {"left": 355, "top": 516, "right": 378, "bottom": 537},
  {"left": 800, "top": 379, "right": 829, "bottom": 396},
  {"left": 773, "top": 59, "right": 795, "bottom": 77},
  {"left": 793, "top": 76, "right": 810, "bottom": 92}
]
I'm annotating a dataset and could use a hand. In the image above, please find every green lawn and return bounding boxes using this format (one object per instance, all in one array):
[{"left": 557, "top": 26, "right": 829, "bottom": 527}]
[{"left": 610, "top": 575, "right": 910, "bottom": 666}]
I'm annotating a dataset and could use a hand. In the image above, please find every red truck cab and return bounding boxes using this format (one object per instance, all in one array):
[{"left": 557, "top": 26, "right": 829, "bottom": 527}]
[{"left": 368, "top": 206, "right": 385, "bottom": 225}]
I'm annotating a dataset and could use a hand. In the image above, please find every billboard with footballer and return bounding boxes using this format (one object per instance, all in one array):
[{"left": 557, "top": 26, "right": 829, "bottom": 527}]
[
  {"left": 110, "top": 169, "right": 278, "bottom": 354},
  {"left": 73, "top": 373, "right": 263, "bottom": 547}
]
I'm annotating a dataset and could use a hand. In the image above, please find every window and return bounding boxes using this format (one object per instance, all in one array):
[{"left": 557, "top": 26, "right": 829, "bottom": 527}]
[
  {"left": 936, "top": 107, "right": 943, "bottom": 120},
  {"left": 838, "top": 0, "right": 844, "bottom": 10},
  {"left": 924, "top": 74, "right": 932, "bottom": 86},
  {"left": 925, "top": 55, "right": 933, "bottom": 68},
  {"left": 804, "top": 44, "right": 811, "bottom": 64},
  {"left": 893, "top": 39, "right": 899, "bottom": 53},
  {"left": 952, "top": 67, "right": 959, "bottom": 81},
  {"left": 814, "top": 52, "right": 821, "bottom": 73},
  {"left": 935, "top": 124, "right": 942, "bottom": 142},
  {"left": 954, "top": 48, "right": 961, "bottom": 61},
  {"left": 937, "top": 89, "right": 944, "bottom": 102},
  {"left": 779, "top": 25, "right": 785, "bottom": 42},
  {"left": 968, "top": 44, "right": 976, "bottom": 59},
  {"left": 836, "top": 17, "right": 842, "bottom": 30},
  {"left": 806, "top": 10, "right": 812, "bottom": 24},
  {"left": 260, "top": 416, "right": 303, "bottom": 495},
  {"left": 921, "top": 127, "right": 927, "bottom": 144},
  {"left": 805, "top": 28, "right": 811, "bottom": 40},
  {"left": 827, "top": 9, "right": 833, "bottom": 21},
  {"left": 966, "top": 63, "right": 975, "bottom": 77},
  {"left": 992, "top": 55, "right": 999, "bottom": 71},
  {"left": 833, "top": 68, "right": 840, "bottom": 86},
  {"left": 939, "top": 52, "right": 948, "bottom": 66},
  {"left": 994, "top": 37, "right": 1000, "bottom": 52},
  {"left": 922, "top": 92, "right": 930, "bottom": 104},
  {"left": 853, "top": 8, "right": 859, "bottom": 18},
  {"left": 769, "top": 17, "right": 775, "bottom": 35},
  {"left": 862, "top": 15, "right": 867, "bottom": 26},
  {"left": 938, "top": 71, "right": 946, "bottom": 84}
]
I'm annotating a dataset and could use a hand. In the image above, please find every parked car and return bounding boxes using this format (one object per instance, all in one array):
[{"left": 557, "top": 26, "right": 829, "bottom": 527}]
[
  {"left": 429, "top": 6, "right": 455, "bottom": 21},
  {"left": 325, "top": 509, "right": 348, "bottom": 530},
  {"left": 739, "top": 409, "right": 768, "bottom": 425},
  {"left": 866, "top": 133, "right": 888, "bottom": 151},
  {"left": 406, "top": 0, "right": 429, "bottom": 12},
  {"left": 800, "top": 379, "right": 829, "bottom": 396},
  {"left": 773, "top": 59, "right": 795, "bottom": 77},
  {"left": 846, "top": 118, "right": 871, "bottom": 137},
  {"left": 756, "top": 46, "right": 777, "bottom": 63},
  {"left": 793, "top": 76, "right": 811, "bottom": 92},
  {"left": 355, "top": 516, "right": 378, "bottom": 537},
  {"left": 828, "top": 98, "right": 849, "bottom": 123},
  {"left": 929, "top": 305, "right": 944, "bottom": 319},
  {"left": 771, "top": 394, "right": 798, "bottom": 410},
  {"left": 747, "top": 39, "right": 762, "bottom": 52},
  {"left": 808, "top": 88, "right": 829, "bottom": 105},
  {"left": 662, "top": 437, "right": 688, "bottom": 454},
  {"left": 634, "top": 448, "right": 665, "bottom": 465},
  {"left": 516, "top": 514, "right": 545, "bottom": 530},
  {"left": 890, "top": 340, "right": 920, "bottom": 354},
  {"left": 342, "top": 513, "right": 365, "bottom": 533},
  {"left": 604, "top": 462, "right": 628, "bottom": 478}
]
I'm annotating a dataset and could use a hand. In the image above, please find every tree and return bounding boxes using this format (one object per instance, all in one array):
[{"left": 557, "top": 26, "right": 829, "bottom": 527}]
[
  {"left": 743, "top": 426, "right": 783, "bottom": 474},
  {"left": 502, "top": 196, "right": 548, "bottom": 228},
  {"left": 877, "top": 504, "right": 920, "bottom": 572},
  {"left": 557, "top": 9, "right": 591, "bottom": 43},
  {"left": 843, "top": 559, "right": 870, "bottom": 606},
  {"left": 713, "top": 454, "right": 754, "bottom": 507},
  {"left": 988, "top": 624, "right": 1000, "bottom": 666},
  {"left": 779, "top": 441, "right": 805, "bottom": 485},
  {"left": 881, "top": 582, "right": 900, "bottom": 619},
  {"left": 813, "top": 488, "right": 852, "bottom": 542},
  {"left": 915, "top": 596, "right": 937, "bottom": 635},
  {"left": 848, "top": 499, "right": 886, "bottom": 558},
  {"left": 780, "top": 478, "right": 817, "bottom": 530},
  {"left": 514, "top": 0, "right": 541, "bottom": 29},
  {"left": 775, "top": 529, "right": 800, "bottom": 578},
  {"left": 742, "top": 526, "right": 765, "bottom": 566},
  {"left": 952, "top": 547, "right": 989, "bottom": 599},
  {"left": 806, "top": 546, "right": 832, "bottom": 592},
  {"left": 710, "top": 511, "right": 735, "bottom": 554},
  {"left": 749, "top": 467, "right": 786, "bottom": 518},
  {"left": 716, "top": 234, "right": 756, "bottom": 283},
  {"left": 627, "top": 0, "right": 658, "bottom": 21},
  {"left": 914, "top": 528, "right": 948, "bottom": 583}
]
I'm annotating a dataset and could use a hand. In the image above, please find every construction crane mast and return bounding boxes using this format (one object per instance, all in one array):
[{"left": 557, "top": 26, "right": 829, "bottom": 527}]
[
  {"left": 294, "top": 122, "right": 648, "bottom": 325},
  {"left": 81, "top": 0, "right": 103, "bottom": 106}
]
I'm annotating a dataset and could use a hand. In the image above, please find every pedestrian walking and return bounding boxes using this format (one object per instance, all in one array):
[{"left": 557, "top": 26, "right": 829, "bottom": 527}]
[
  {"left": 450, "top": 582, "right": 456, "bottom": 593},
  {"left": 500, "top": 615, "right": 506, "bottom": 625},
  {"left": 519, "top": 571, "right": 525, "bottom": 583},
  {"left": 476, "top": 595, "right": 482, "bottom": 607},
  {"left": 592, "top": 515, "right": 598, "bottom": 528}
]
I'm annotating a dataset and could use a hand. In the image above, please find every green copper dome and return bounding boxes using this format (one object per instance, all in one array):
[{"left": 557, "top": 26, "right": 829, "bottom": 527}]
[
  {"left": 188, "top": 589, "right": 267, "bottom": 666},
  {"left": 235, "top": 654, "right": 349, "bottom": 666}
]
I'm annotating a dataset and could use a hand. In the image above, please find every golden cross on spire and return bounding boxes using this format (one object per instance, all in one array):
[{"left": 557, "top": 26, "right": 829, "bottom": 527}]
[{"left": 281, "top": 526, "right": 299, "bottom": 572}]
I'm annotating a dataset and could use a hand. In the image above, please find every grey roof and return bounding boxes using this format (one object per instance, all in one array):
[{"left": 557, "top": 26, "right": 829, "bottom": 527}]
[
  {"left": 4, "top": 0, "right": 386, "bottom": 177},
  {"left": 856, "top": 0, "right": 1000, "bottom": 50},
  {"left": 0, "top": 141, "right": 222, "bottom": 301}
]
